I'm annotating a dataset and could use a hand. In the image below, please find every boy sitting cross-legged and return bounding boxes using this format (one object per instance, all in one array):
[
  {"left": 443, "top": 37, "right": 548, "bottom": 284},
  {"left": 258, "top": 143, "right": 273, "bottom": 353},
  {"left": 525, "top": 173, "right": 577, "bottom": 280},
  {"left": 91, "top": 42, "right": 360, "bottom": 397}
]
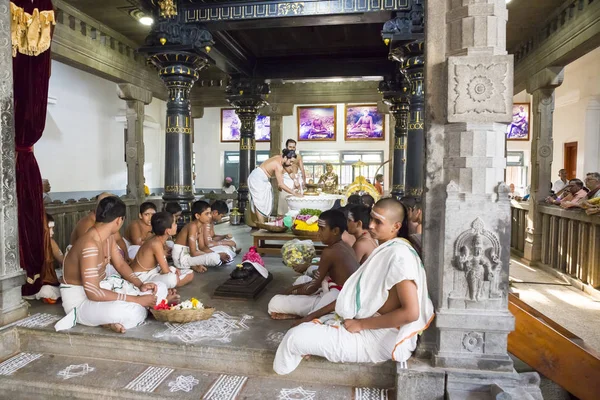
[
  {"left": 268, "top": 209, "right": 359, "bottom": 320},
  {"left": 124, "top": 201, "right": 157, "bottom": 260},
  {"left": 130, "top": 212, "right": 194, "bottom": 289},
  {"left": 202, "top": 200, "right": 240, "bottom": 260},
  {"left": 172, "top": 200, "right": 230, "bottom": 273}
]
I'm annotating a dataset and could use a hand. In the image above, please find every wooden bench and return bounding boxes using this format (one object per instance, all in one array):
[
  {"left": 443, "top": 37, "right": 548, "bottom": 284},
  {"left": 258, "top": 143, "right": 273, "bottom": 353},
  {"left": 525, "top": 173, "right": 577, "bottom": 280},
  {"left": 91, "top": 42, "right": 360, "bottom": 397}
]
[{"left": 251, "top": 230, "right": 326, "bottom": 255}]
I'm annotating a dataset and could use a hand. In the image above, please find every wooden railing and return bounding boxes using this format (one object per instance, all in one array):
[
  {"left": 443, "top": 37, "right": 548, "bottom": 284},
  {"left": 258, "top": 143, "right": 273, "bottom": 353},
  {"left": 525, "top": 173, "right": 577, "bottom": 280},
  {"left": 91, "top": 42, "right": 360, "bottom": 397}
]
[
  {"left": 45, "top": 191, "right": 239, "bottom": 252},
  {"left": 510, "top": 201, "right": 600, "bottom": 288}
]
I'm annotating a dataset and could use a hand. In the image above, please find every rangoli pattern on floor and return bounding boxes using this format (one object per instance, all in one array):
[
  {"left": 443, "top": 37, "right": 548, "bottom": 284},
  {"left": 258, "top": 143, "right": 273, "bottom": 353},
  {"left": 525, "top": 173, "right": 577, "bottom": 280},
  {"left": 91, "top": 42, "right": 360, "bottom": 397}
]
[
  {"left": 16, "top": 313, "right": 60, "bottom": 328},
  {"left": 355, "top": 387, "right": 389, "bottom": 400},
  {"left": 57, "top": 363, "right": 95, "bottom": 380},
  {"left": 266, "top": 331, "right": 285, "bottom": 346},
  {"left": 203, "top": 374, "right": 247, "bottom": 400},
  {"left": 278, "top": 386, "right": 317, "bottom": 400},
  {"left": 124, "top": 366, "right": 174, "bottom": 392},
  {"left": 168, "top": 375, "right": 199, "bottom": 393},
  {"left": 153, "top": 311, "right": 253, "bottom": 344},
  {"left": 0, "top": 352, "right": 42, "bottom": 376}
]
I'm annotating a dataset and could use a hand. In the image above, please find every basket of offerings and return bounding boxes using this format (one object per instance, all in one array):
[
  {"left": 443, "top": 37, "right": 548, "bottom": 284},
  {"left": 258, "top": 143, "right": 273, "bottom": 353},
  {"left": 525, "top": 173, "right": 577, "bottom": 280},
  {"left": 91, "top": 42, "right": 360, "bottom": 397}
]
[
  {"left": 150, "top": 298, "right": 214, "bottom": 323},
  {"left": 292, "top": 209, "right": 321, "bottom": 239},
  {"left": 257, "top": 218, "right": 288, "bottom": 233}
]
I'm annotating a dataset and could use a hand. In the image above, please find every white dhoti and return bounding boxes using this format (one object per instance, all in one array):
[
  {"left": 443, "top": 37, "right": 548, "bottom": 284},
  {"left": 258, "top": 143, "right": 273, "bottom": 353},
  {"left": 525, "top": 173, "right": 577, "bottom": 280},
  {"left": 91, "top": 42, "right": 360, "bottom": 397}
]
[
  {"left": 123, "top": 238, "right": 140, "bottom": 260},
  {"left": 210, "top": 245, "right": 236, "bottom": 263},
  {"left": 54, "top": 275, "right": 168, "bottom": 332},
  {"left": 268, "top": 277, "right": 341, "bottom": 317},
  {"left": 248, "top": 168, "right": 273, "bottom": 217},
  {"left": 273, "top": 238, "right": 435, "bottom": 375},
  {"left": 172, "top": 244, "right": 222, "bottom": 269},
  {"left": 135, "top": 266, "right": 193, "bottom": 289}
]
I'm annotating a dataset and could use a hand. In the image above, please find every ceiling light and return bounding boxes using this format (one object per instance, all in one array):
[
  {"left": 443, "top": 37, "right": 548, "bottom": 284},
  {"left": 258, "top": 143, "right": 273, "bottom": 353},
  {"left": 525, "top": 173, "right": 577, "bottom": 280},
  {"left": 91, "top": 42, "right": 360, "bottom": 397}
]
[{"left": 139, "top": 16, "right": 154, "bottom": 26}]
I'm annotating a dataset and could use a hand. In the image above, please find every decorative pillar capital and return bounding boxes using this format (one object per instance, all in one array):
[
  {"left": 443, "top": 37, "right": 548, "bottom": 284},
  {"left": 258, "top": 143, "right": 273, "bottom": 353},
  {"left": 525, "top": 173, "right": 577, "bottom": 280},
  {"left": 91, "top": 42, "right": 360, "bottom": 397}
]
[
  {"left": 260, "top": 102, "right": 294, "bottom": 117},
  {"left": 225, "top": 78, "right": 270, "bottom": 113},
  {"left": 117, "top": 84, "right": 153, "bottom": 105},
  {"left": 526, "top": 67, "right": 565, "bottom": 94}
]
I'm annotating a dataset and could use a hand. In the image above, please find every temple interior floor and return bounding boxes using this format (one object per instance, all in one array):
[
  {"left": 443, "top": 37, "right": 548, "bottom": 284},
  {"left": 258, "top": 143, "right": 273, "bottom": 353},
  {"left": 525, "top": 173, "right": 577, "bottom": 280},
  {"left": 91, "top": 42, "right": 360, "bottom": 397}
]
[
  {"left": 0, "top": 224, "right": 395, "bottom": 399},
  {"left": 509, "top": 257, "right": 600, "bottom": 352}
]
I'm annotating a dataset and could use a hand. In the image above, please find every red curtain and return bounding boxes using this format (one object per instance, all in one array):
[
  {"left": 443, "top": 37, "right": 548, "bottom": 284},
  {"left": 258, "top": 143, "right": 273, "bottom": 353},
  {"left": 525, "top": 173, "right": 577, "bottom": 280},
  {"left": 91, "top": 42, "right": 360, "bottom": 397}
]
[{"left": 13, "top": 0, "right": 54, "bottom": 296}]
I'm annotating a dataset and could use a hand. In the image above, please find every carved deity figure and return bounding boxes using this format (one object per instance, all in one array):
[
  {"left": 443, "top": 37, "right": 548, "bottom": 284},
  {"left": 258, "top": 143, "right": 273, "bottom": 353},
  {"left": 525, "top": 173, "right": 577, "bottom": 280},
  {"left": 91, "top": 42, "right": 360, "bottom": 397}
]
[
  {"left": 318, "top": 163, "right": 338, "bottom": 194},
  {"left": 458, "top": 235, "right": 489, "bottom": 301}
]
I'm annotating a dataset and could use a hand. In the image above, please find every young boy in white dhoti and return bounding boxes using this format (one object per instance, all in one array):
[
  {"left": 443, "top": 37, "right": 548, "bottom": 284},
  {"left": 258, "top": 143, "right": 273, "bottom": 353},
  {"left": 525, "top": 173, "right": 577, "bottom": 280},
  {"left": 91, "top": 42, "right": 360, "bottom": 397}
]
[
  {"left": 273, "top": 198, "right": 435, "bottom": 374},
  {"left": 131, "top": 212, "right": 194, "bottom": 289},
  {"left": 268, "top": 209, "right": 359, "bottom": 320},
  {"left": 70, "top": 192, "right": 131, "bottom": 266},
  {"left": 203, "top": 200, "right": 240, "bottom": 259},
  {"left": 346, "top": 205, "right": 378, "bottom": 265},
  {"left": 248, "top": 149, "right": 300, "bottom": 224},
  {"left": 124, "top": 201, "right": 157, "bottom": 259},
  {"left": 172, "top": 201, "right": 230, "bottom": 272},
  {"left": 56, "top": 196, "right": 178, "bottom": 334}
]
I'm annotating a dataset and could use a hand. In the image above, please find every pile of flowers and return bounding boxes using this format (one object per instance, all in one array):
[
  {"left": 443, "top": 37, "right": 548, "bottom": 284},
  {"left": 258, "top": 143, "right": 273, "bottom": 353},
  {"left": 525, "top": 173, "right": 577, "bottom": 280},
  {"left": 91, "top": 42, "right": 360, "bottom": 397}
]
[
  {"left": 293, "top": 208, "right": 321, "bottom": 232},
  {"left": 154, "top": 297, "right": 203, "bottom": 311},
  {"left": 282, "top": 239, "right": 316, "bottom": 270}
]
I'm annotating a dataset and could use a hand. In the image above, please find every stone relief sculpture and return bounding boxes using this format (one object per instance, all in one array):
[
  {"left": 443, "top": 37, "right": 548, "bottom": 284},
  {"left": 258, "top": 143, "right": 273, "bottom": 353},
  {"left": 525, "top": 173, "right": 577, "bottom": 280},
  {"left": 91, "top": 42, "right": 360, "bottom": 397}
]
[{"left": 453, "top": 218, "right": 502, "bottom": 304}]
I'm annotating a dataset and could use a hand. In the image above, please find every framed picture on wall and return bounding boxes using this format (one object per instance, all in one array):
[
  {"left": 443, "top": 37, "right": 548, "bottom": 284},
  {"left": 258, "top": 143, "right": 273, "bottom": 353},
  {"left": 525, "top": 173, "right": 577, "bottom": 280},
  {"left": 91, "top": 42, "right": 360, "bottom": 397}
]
[
  {"left": 506, "top": 103, "right": 530, "bottom": 141},
  {"left": 297, "top": 105, "right": 336, "bottom": 141},
  {"left": 220, "top": 108, "right": 271, "bottom": 142},
  {"left": 344, "top": 104, "right": 385, "bottom": 141}
]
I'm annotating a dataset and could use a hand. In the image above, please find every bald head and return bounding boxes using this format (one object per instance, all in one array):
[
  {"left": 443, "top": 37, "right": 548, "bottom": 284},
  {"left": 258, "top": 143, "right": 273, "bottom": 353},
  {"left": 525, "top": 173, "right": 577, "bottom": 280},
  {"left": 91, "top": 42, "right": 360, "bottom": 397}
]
[
  {"left": 96, "top": 192, "right": 113, "bottom": 206},
  {"left": 373, "top": 198, "right": 406, "bottom": 224}
]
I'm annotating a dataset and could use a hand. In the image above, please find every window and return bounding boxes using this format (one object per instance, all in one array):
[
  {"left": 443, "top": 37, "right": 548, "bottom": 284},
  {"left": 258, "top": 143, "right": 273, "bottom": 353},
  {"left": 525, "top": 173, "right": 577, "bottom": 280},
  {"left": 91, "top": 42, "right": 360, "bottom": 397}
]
[
  {"left": 301, "top": 150, "right": 384, "bottom": 188},
  {"left": 506, "top": 151, "right": 528, "bottom": 195},
  {"left": 223, "top": 151, "right": 270, "bottom": 188}
]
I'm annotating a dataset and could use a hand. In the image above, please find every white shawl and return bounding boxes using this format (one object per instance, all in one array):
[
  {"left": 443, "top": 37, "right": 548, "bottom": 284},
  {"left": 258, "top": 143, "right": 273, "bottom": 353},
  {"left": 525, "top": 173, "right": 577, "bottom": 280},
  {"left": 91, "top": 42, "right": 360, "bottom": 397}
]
[{"left": 333, "top": 238, "right": 435, "bottom": 361}]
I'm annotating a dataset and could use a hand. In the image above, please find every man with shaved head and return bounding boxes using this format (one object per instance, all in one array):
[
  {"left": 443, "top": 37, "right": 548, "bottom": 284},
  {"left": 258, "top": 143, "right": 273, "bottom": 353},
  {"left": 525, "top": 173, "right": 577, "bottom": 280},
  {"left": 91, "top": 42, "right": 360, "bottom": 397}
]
[
  {"left": 70, "top": 192, "right": 130, "bottom": 270},
  {"left": 273, "top": 198, "right": 434, "bottom": 375}
]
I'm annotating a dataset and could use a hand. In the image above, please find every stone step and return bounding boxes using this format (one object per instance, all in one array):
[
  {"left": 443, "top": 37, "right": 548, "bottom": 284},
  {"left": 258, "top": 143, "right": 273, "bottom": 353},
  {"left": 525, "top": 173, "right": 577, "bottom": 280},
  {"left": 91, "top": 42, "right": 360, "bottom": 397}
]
[
  {"left": 16, "top": 325, "right": 396, "bottom": 389},
  {"left": 0, "top": 351, "right": 395, "bottom": 400}
]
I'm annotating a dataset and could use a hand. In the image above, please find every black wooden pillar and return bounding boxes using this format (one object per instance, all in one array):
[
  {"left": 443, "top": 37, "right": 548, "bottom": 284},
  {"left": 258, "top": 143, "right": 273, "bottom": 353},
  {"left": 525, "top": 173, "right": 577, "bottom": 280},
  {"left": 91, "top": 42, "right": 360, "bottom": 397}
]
[
  {"left": 382, "top": 0, "right": 424, "bottom": 201},
  {"left": 225, "top": 79, "right": 270, "bottom": 216},
  {"left": 380, "top": 71, "right": 410, "bottom": 199},
  {"left": 140, "top": 8, "right": 214, "bottom": 218}
]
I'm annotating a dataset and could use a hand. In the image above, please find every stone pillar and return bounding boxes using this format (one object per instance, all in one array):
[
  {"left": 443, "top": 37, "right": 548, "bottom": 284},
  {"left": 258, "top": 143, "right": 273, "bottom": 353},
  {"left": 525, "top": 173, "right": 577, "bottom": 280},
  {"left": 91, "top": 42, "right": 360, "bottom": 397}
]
[
  {"left": 118, "top": 84, "right": 152, "bottom": 204},
  {"left": 0, "top": 0, "right": 28, "bottom": 325},
  {"left": 140, "top": 11, "right": 213, "bottom": 217},
  {"left": 225, "top": 79, "right": 270, "bottom": 216},
  {"left": 380, "top": 72, "right": 410, "bottom": 199},
  {"left": 523, "top": 68, "right": 564, "bottom": 262},
  {"left": 432, "top": 0, "right": 521, "bottom": 381}
]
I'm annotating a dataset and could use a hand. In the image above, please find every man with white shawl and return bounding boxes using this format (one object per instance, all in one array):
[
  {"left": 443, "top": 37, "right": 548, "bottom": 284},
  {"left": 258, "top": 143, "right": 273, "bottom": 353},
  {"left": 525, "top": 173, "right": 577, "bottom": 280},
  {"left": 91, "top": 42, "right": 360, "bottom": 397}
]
[
  {"left": 248, "top": 149, "right": 300, "bottom": 224},
  {"left": 273, "top": 198, "right": 435, "bottom": 374}
]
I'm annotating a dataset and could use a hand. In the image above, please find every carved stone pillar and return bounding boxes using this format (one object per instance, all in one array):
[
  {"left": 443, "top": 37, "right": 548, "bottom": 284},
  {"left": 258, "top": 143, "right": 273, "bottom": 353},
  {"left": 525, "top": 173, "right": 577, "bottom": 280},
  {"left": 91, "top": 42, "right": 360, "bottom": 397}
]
[
  {"left": 0, "top": 0, "right": 28, "bottom": 325},
  {"left": 225, "top": 79, "right": 270, "bottom": 217},
  {"left": 118, "top": 84, "right": 152, "bottom": 204},
  {"left": 379, "top": 72, "right": 410, "bottom": 199},
  {"left": 140, "top": 12, "right": 213, "bottom": 216},
  {"left": 524, "top": 68, "right": 564, "bottom": 263}
]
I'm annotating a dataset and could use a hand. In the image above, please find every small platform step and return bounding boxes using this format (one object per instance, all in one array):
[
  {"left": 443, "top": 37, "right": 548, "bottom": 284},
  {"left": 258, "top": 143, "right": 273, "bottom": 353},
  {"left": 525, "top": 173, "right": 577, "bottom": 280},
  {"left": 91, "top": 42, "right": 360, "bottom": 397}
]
[{"left": 0, "top": 351, "right": 394, "bottom": 400}]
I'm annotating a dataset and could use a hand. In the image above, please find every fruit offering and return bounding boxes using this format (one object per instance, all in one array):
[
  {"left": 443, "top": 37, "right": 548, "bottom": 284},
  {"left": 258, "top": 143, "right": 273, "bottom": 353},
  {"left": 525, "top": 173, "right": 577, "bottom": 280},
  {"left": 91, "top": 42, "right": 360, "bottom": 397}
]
[{"left": 294, "top": 209, "right": 321, "bottom": 232}]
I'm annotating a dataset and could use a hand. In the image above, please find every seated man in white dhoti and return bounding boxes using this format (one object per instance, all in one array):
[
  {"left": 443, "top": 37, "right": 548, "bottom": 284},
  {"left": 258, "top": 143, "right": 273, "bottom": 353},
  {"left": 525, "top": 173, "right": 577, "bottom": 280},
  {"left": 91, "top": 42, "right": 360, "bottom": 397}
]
[
  {"left": 56, "top": 196, "right": 178, "bottom": 334},
  {"left": 172, "top": 200, "right": 230, "bottom": 272},
  {"left": 248, "top": 149, "right": 300, "bottom": 224},
  {"left": 70, "top": 192, "right": 131, "bottom": 267},
  {"left": 269, "top": 209, "right": 359, "bottom": 320},
  {"left": 204, "top": 200, "right": 240, "bottom": 259},
  {"left": 131, "top": 211, "right": 194, "bottom": 289},
  {"left": 124, "top": 201, "right": 157, "bottom": 259},
  {"left": 273, "top": 198, "right": 435, "bottom": 374}
]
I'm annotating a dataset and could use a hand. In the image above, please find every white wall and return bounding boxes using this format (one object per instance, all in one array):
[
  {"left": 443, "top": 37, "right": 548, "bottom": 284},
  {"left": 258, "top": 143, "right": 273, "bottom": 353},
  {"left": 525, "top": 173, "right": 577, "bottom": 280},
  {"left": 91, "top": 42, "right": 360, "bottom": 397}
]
[
  {"left": 37, "top": 60, "right": 166, "bottom": 200},
  {"left": 194, "top": 104, "right": 390, "bottom": 189}
]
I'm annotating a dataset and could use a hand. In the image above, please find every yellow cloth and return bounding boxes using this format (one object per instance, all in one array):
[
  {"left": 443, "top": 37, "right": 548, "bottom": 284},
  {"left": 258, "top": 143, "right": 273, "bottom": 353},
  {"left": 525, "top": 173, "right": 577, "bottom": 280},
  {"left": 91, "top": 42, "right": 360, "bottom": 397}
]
[
  {"left": 10, "top": 2, "right": 55, "bottom": 57},
  {"left": 294, "top": 220, "right": 319, "bottom": 232},
  {"left": 144, "top": 185, "right": 150, "bottom": 196}
]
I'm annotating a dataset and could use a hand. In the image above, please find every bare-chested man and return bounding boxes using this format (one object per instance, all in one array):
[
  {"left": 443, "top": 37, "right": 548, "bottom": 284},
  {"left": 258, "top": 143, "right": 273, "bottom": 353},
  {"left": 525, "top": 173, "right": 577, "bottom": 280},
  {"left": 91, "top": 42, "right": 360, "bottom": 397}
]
[
  {"left": 172, "top": 200, "right": 230, "bottom": 272},
  {"left": 55, "top": 196, "right": 177, "bottom": 334},
  {"left": 346, "top": 205, "right": 378, "bottom": 265},
  {"left": 70, "top": 192, "right": 130, "bottom": 266},
  {"left": 268, "top": 209, "right": 359, "bottom": 320},
  {"left": 247, "top": 149, "right": 301, "bottom": 224},
  {"left": 131, "top": 212, "right": 194, "bottom": 289},
  {"left": 273, "top": 198, "right": 434, "bottom": 374},
  {"left": 285, "top": 139, "right": 306, "bottom": 186},
  {"left": 124, "top": 201, "right": 157, "bottom": 259}
]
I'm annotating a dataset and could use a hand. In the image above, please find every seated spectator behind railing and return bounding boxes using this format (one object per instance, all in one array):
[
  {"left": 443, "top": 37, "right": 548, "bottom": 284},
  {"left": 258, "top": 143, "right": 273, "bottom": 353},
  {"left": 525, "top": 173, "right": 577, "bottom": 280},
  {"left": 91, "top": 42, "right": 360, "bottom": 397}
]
[
  {"left": 584, "top": 172, "right": 600, "bottom": 200},
  {"left": 552, "top": 169, "right": 568, "bottom": 193},
  {"left": 546, "top": 179, "right": 587, "bottom": 209}
]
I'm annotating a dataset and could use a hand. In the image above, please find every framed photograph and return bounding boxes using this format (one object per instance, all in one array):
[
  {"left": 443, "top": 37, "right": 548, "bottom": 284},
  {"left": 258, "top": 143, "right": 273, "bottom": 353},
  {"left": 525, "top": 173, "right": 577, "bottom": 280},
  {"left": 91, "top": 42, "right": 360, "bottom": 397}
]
[
  {"left": 506, "top": 103, "right": 530, "bottom": 141},
  {"left": 220, "top": 108, "right": 271, "bottom": 142},
  {"left": 297, "top": 105, "right": 336, "bottom": 141},
  {"left": 344, "top": 104, "right": 385, "bottom": 141}
]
